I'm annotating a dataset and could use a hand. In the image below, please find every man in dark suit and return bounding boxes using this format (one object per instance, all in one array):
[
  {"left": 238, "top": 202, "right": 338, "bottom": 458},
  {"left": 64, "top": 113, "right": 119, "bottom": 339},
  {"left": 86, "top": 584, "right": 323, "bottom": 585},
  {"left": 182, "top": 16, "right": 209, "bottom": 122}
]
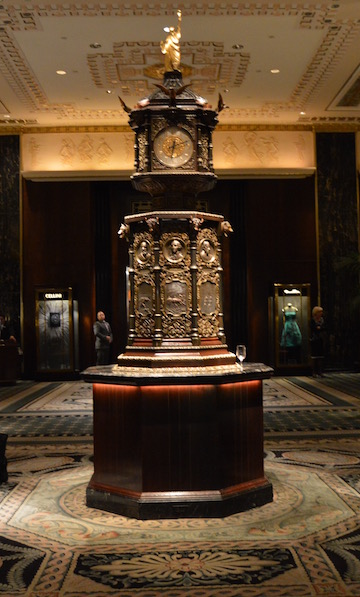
[{"left": 93, "top": 311, "right": 113, "bottom": 365}]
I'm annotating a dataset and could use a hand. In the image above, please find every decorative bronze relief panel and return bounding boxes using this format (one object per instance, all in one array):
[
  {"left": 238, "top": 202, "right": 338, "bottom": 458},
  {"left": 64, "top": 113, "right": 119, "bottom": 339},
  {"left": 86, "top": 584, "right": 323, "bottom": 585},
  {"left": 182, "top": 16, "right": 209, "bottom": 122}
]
[
  {"left": 197, "top": 228, "right": 220, "bottom": 337},
  {"left": 134, "top": 232, "right": 155, "bottom": 337},
  {"left": 137, "top": 130, "right": 148, "bottom": 172},
  {"left": 137, "top": 282, "right": 154, "bottom": 317},
  {"left": 198, "top": 131, "right": 209, "bottom": 170},
  {"left": 160, "top": 231, "right": 191, "bottom": 338},
  {"left": 164, "top": 280, "right": 187, "bottom": 316},
  {"left": 122, "top": 212, "right": 229, "bottom": 346},
  {"left": 199, "top": 280, "right": 217, "bottom": 315}
]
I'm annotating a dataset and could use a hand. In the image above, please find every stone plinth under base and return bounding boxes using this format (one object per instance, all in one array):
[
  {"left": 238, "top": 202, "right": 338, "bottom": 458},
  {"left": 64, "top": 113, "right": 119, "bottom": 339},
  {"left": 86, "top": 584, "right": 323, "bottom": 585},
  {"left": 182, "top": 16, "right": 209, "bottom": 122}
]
[
  {"left": 82, "top": 362, "right": 273, "bottom": 520},
  {"left": 87, "top": 480, "right": 273, "bottom": 520}
]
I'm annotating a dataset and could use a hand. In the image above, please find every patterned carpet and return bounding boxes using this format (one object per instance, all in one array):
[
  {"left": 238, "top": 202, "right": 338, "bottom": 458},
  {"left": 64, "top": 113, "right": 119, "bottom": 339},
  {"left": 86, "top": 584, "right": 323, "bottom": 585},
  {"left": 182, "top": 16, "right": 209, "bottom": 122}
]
[{"left": 0, "top": 373, "right": 359, "bottom": 596}]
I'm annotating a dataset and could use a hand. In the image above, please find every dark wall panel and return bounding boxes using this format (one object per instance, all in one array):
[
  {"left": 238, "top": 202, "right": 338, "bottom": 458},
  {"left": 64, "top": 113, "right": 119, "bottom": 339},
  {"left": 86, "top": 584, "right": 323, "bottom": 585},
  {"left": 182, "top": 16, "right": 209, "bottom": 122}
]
[
  {"left": 0, "top": 135, "right": 20, "bottom": 337},
  {"left": 244, "top": 177, "right": 318, "bottom": 364},
  {"left": 316, "top": 133, "right": 359, "bottom": 368},
  {"left": 22, "top": 180, "right": 95, "bottom": 376}
]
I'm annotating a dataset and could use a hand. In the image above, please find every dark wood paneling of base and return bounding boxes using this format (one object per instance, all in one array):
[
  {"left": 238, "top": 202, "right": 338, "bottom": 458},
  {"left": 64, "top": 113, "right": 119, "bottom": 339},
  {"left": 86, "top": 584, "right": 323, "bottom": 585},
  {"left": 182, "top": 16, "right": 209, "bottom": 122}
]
[{"left": 87, "top": 376, "right": 272, "bottom": 519}]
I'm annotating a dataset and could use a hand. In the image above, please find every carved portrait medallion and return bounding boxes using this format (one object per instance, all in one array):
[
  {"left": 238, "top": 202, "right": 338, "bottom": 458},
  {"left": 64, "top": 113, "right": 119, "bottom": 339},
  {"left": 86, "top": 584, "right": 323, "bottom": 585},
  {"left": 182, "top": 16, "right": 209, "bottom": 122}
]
[
  {"left": 199, "top": 238, "right": 215, "bottom": 263},
  {"left": 164, "top": 237, "right": 186, "bottom": 263},
  {"left": 136, "top": 240, "right": 151, "bottom": 264}
]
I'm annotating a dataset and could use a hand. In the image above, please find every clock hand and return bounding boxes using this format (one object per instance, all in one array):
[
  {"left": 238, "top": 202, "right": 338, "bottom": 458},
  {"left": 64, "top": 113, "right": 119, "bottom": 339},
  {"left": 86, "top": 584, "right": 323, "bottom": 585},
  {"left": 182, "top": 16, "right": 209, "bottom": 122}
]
[{"left": 171, "top": 139, "right": 188, "bottom": 157}]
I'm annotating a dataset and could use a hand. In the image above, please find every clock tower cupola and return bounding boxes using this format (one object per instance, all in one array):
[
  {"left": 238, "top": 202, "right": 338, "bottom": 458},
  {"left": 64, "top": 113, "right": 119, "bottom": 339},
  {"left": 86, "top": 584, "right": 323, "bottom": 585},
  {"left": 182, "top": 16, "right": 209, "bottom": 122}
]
[{"left": 121, "top": 11, "right": 219, "bottom": 207}]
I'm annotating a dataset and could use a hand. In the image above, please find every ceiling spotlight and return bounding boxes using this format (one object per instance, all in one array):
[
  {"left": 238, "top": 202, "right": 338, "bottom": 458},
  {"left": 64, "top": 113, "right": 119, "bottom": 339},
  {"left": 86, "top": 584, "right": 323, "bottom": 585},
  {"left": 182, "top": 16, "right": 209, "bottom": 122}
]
[
  {"left": 106, "top": 90, "right": 112, "bottom": 94},
  {"left": 270, "top": 69, "right": 280, "bottom": 74},
  {"left": 300, "top": 111, "right": 306, "bottom": 115},
  {"left": 56, "top": 70, "right": 67, "bottom": 75},
  {"left": 164, "top": 27, "right": 170, "bottom": 33},
  {"left": 90, "top": 42, "right": 102, "bottom": 49},
  {"left": 232, "top": 44, "right": 243, "bottom": 50}
]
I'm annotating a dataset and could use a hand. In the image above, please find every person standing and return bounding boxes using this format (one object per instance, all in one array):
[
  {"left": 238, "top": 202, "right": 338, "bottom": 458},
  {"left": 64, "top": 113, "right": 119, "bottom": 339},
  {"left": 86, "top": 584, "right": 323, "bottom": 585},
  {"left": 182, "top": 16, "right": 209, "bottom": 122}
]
[
  {"left": 0, "top": 314, "right": 16, "bottom": 344},
  {"left": 93, "top": 311, "right": 113, "bottom": 365},
  {"left": 310, "top": 306, "right": 326, "bottom": 377}
]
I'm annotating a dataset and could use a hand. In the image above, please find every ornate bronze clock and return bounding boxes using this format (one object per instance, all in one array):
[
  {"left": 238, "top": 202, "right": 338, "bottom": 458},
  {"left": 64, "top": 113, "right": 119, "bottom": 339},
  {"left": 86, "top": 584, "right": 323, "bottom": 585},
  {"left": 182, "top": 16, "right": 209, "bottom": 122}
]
[
  {"left": 153, "top": 125, "right": 194, "bottom": 167},
  {"left": 122, "top": 65, "right": 219, "bottom": 200}
]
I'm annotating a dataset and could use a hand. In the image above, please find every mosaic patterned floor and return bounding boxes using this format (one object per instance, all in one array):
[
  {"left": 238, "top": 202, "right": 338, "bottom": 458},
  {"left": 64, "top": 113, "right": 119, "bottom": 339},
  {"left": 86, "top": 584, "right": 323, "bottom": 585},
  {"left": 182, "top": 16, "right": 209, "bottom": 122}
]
[{"left": 0, "top": 374, "right": 359, "bottom": 595}]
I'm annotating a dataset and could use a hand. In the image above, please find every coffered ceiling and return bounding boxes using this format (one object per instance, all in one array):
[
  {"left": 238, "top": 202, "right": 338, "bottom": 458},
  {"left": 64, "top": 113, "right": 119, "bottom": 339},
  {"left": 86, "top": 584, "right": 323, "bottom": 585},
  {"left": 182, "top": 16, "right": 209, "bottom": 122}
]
[{"left": 1, "top": 2, "right": 360, "bottom": 130}]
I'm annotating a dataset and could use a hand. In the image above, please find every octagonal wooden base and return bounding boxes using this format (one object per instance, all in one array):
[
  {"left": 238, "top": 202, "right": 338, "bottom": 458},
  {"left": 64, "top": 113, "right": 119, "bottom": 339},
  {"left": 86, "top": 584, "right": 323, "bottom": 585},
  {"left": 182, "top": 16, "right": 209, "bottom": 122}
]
[{"left": 83, "top": 363, "right": 273, "bottom": 519}]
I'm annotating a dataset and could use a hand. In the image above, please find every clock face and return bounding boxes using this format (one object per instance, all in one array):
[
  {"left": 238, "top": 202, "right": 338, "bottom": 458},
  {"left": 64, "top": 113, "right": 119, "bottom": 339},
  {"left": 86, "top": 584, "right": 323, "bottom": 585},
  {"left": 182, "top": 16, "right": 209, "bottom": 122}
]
[{"left": 154, "top": 126, "right": 193, "bottom": 167}]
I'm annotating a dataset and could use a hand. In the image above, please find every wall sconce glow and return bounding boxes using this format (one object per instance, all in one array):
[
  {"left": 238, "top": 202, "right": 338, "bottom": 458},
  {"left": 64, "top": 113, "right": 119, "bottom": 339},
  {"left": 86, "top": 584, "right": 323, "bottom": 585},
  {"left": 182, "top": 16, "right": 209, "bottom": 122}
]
[{"left": 56, "top": 70, "right": 67, "bottom": 75}]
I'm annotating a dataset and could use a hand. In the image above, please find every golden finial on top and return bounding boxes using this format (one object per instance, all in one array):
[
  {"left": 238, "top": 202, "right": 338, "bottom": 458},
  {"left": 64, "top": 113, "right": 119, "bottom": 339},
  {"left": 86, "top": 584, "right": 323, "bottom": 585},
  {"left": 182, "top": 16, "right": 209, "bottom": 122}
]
[{"left": 160, "top": 9, "right": 182, "bottom": 72}]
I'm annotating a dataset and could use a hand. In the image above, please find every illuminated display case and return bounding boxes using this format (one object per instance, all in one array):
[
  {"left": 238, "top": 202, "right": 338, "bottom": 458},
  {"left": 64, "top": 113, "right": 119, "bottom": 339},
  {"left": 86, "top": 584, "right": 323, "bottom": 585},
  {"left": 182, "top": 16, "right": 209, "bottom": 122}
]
[
  {"left": 35, "top": 287, "right": 79, "bottom": 374},
  {"left": 269, "top": 283, "right": 311, "bottom": 370}
]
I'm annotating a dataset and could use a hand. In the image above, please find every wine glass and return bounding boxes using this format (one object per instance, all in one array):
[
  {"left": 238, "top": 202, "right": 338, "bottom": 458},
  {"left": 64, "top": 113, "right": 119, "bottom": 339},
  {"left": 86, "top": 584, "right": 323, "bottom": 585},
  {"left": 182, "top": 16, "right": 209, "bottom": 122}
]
[{"left": 236, "top": 344, "right": 246, "bottom": 368}]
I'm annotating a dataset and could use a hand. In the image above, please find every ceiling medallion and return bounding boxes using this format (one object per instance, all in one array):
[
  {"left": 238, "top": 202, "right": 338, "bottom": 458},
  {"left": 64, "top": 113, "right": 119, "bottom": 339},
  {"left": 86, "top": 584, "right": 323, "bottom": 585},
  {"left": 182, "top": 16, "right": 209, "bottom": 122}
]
[{"left": 144, "top": 63, "right": 193, "bottom": 80}]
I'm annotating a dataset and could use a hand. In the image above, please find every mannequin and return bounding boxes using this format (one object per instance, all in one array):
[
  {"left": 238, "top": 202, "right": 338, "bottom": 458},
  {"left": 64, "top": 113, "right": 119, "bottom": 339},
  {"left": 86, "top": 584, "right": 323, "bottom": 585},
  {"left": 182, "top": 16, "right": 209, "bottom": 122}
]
[{"left": 280, "top": 303, "right": 302, "bottom": 363}]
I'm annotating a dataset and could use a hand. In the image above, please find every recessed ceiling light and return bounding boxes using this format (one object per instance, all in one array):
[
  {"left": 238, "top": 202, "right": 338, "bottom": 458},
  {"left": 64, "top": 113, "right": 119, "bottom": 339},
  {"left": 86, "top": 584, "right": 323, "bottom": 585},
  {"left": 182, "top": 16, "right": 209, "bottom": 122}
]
[
  {"left": 106, "top": 90, "right": 112, "bottom": 94},
  {"left": 164, "top": 27, "right": 170, "bottom": 33},
  {"left": 56, "top": 70, "right": 67, "bottom": 75},
  {"left": 271, "top": 69, "right": 280, "bottom": 74},
  {"left": 90, "top": 42, "right": 102, "bottom": 49},
  {"left": 300, "top": 111, "right": 306, "bottom": 115},
  {"left": 3, "top": 114, "right": 10, "bottom": 119},
  {"left": 232, "top": 44, "right": 243, "bottom": 50}
]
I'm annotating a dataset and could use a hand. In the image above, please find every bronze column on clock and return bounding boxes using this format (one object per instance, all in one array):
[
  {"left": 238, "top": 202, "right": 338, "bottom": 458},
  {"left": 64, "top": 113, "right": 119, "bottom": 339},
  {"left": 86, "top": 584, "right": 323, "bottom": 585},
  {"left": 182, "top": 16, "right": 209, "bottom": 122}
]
[{"left": 83, "top": 10, "right": 273, "bottom": 519}]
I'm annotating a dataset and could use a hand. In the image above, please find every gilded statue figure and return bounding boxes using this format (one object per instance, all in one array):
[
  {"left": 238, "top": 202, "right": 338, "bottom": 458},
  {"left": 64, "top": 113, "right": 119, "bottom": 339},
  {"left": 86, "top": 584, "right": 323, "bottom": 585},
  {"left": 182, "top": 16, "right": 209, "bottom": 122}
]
[{"left": 160, "top": 10, "right": 182, "bottom": 71}]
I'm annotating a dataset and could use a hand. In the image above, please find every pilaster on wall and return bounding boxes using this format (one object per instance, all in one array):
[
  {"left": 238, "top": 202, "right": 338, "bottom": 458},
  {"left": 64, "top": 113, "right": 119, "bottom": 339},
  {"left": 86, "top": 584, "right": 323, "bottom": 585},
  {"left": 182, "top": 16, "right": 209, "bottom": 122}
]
[
  {"left": 316, "top": 133, "right": 359, "bottom": 368},
  {"left": 0, "top": 135, "right": 20, "bottom": 337}
]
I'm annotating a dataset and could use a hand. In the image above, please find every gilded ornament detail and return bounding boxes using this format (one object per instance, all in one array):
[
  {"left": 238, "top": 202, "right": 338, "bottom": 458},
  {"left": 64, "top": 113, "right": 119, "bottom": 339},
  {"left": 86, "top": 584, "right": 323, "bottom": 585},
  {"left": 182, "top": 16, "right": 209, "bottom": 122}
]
[
  {"left": 137, "top": 130, "right": 148, "bottom": 171},
  {"left": 198, "top": 132, "right": 209, "bottom": 169},
  {"left": 160, "top": 232, "right": 190, "bottom": 267},
  {"left": 134, "top": 232, "right": 154, "bottom": 270}
]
